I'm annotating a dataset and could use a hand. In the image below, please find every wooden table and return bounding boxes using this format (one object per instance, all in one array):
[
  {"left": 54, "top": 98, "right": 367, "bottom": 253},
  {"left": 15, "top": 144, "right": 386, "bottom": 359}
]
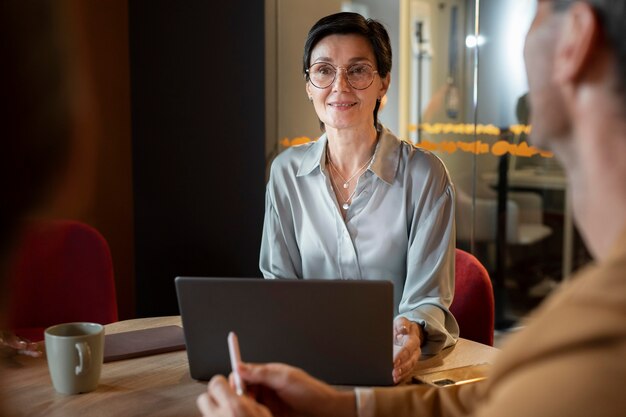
[{"left": 1, "top": 317, "right": 499, "bottom": 417}]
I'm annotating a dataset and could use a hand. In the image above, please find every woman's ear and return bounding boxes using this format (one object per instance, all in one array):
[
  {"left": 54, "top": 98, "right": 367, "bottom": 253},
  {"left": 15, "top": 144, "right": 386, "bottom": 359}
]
[
  {"left": 378, "top": 73, "right": 390, "bottom": 98},
  {"left": 305, "top": 82, "right": 312, "bottom": 101}
]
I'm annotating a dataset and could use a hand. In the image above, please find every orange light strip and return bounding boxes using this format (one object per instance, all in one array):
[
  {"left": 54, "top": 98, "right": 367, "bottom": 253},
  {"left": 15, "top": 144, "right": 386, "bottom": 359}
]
[{"left": 279, "top": 123, "right": 552, "bottom": 158}]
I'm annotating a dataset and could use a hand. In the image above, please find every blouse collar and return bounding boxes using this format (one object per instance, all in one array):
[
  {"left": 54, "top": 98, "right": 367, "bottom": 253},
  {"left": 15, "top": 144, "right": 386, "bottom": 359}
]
[{"left": 296, "top": 124, "right": 400, "bottom": 185}]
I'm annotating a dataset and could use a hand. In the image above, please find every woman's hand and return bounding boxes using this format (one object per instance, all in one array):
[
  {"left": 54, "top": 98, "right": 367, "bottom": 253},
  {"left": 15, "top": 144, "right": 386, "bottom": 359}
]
[
  {"left": 197, "top": 362, "right": 356, "bottom": 417},
  {"left": 0, "top": 331, "right": 42, "bottom": 358},
  {"left": 392, "top": 317, "right": 423, "bottom": 383}
]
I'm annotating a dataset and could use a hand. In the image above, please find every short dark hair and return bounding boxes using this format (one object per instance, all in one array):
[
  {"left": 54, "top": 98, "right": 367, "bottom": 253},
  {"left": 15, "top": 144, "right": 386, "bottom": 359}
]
[
  {"left": 553, "top": 0, "right": 626, "bottom": 106},
  {"left": 302, "top": 12, "right": 392, "bottom": 130},
  {"left": 590, "top": 0, "right": 626, "bottom": 104}
]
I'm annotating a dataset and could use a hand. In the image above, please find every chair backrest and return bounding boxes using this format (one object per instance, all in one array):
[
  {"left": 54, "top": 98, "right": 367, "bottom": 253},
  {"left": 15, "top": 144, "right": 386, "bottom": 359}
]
[
  {"left": 6, "top": 219, "right": 118, "bottom": 341},
  {"left": 451, "top": 249, "right": 494, "bottom": 346}
]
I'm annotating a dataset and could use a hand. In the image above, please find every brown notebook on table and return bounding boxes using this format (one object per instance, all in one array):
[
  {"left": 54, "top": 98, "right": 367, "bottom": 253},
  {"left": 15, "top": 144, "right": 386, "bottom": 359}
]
[{"left": 103, "top": 325, "right": 186, "bottom": 363}]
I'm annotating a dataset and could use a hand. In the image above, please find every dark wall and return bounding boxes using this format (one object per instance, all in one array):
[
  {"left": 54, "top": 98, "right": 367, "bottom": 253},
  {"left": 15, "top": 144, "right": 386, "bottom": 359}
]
[{"left": 129, "top": 0, "right": 266, "bottom": 317}]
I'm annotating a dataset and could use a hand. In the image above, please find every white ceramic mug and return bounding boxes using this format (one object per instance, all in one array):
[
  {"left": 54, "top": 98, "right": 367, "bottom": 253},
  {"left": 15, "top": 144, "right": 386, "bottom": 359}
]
[{"left": 44, "top": 322, "right": 104, "bottom": 394}]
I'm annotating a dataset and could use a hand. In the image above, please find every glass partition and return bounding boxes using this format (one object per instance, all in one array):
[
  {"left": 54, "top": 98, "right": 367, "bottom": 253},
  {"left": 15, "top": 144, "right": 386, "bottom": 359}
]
[{"left": 265, "top": 0, "right": 591, "bottom": 329}]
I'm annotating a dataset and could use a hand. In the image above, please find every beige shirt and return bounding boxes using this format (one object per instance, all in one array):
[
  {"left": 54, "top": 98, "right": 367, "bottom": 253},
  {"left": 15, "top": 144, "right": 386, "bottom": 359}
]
[{"left": 368, "top": 227, "right": 626, "bottom": 416}]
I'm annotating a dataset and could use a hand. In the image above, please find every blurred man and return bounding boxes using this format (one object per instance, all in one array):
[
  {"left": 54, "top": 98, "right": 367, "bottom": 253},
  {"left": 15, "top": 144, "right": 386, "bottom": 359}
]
[{"left": 197, "top": 1, "right": 626, "bottom": 416}]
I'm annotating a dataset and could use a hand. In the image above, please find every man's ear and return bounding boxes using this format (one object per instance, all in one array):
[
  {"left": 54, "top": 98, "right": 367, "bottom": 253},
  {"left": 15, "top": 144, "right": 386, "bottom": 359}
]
[{"left": 553, "top": 2, "right": 601, "bottom": 84}]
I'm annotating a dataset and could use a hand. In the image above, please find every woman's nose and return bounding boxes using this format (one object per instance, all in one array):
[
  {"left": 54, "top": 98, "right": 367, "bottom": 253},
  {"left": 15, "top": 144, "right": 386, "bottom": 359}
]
[{"left": 332, "top": 68, "right": 351, "bottom": 91}]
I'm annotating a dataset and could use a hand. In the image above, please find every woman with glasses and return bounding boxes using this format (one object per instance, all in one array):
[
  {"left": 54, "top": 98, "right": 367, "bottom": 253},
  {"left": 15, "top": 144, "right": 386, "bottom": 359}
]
[{"left": 260, "top": 12, "right": 458, "bottom": 383}]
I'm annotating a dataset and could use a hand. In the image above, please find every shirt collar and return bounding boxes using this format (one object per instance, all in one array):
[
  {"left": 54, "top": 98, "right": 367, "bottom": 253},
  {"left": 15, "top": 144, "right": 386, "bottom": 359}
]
[
  {"left": 370, "top": 125, "right": 400, "bottom": 185},
  {"left": 296, "top": 134, "right": 328, "bottom": 177},
  {"left": 296, "top": 125, "right": 401, "bottom": 185}
]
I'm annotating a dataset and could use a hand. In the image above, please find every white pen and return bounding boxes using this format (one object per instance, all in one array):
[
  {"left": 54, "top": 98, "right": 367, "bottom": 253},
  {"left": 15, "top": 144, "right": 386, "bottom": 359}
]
[{"left": 227, "top": 331, "right": 245, "bottom": 396}]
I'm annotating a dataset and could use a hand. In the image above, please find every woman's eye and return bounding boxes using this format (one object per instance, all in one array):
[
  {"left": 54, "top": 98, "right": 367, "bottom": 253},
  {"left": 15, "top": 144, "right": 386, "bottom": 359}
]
[
  {"left": 350, "top": 65, "right": 368, "bottom": 75},
  {"left": 317, "top": 66, "right": 333, "bottom": 75}
]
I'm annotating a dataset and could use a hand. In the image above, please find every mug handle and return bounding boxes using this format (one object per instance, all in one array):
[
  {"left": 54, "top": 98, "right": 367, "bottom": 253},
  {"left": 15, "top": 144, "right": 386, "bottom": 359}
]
[{"left": 75, "top": 342, "right": 92, "bottom": 375}]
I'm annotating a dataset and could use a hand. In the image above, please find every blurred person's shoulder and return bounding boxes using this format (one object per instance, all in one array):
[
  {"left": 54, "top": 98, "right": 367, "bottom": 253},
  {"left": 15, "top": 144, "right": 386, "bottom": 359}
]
[{"left": 482, "top": 228, "right": 626, "bottom": 415}]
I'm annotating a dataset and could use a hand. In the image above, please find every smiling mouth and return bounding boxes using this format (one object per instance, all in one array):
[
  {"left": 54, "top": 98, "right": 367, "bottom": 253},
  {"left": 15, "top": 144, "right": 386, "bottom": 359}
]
[{"left": 328, "top": 102, "right": 357, "bottom": 108}]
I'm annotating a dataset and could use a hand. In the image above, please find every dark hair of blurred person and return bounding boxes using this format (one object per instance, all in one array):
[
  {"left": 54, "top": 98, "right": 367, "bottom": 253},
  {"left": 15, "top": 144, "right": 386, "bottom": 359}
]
[
  {"left": 0, "top": 3, "right": 75, "bottom": 391},
  {"left": 0, "top": 1, "right": 71, "bottom": 306}
]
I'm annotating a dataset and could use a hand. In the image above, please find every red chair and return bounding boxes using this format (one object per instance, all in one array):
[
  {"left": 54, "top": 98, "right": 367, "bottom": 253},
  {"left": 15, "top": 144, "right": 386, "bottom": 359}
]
[
  {"left": 6, "top": 219, "right": 118, "bottom": 341},
  {"left": 451, "top": 249, "right": 495, "bottom": 346}
]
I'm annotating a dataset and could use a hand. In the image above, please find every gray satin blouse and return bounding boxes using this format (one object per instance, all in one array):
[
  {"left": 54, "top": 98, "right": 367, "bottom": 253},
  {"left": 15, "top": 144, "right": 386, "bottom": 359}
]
[{"left": 260, "top": 126, "right": 459, "bottom": 354}]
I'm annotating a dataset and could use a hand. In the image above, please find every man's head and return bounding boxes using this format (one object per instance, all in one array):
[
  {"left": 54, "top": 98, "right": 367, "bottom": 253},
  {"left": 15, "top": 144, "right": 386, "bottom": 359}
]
[
  {"left": 525, "top": 0, "right": 626, "bottom": 258},
  {"left": 524, "top": 0, "right": 626, "bottom": 149}
]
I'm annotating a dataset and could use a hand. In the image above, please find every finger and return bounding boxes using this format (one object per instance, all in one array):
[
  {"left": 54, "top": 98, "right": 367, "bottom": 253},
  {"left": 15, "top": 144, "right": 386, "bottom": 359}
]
[
  {"left": 17, "top": 349, "right": 42, "bottom": 358},
  {"left": 396, "top": 331, "right": 414, "bottom": 349},
  {"left": 26, "top": 341, "right": 40, "bottom": 350},
  {"left": 393, "top": 364, "right": 411, "bottom": 384},
  {"left": 8, "top": 339, "right": 28, "bottom": 350},
  {"left": 208, "top": 375, "right": 237, "bottom": 406},
  {"left": 238, "top": 363, "right": 291, "bottom": 389},
  {"left": 393, "top": 334, "right": 420, "bottom": 367},
  {"left": 396, "top": 345, "right": 419, "bottom": 367},
  {"left": 393, "top": 318, "right": 409, "bottom": 334},
  {"left": 393, "top": 330, "right": 408, "bottom": 347},
  {"left": 196, "top": 392, "right": 214, "bottom": 416},
  {"left": 394, "top": 345, "right": 422, "bottom": 382},
  {"left": 393, "top": 345, "right": 409, "bottom": 365},
  {"left": 392, "top": 343, "right": 402, "bottom": 361},
  {"left": 393, "top": 360, "right": 412, "bottom": 383},
  {"left": 228, "top": 372, "right": 236, "bottom": 391},
  {"left": 393, "top": 334, "right": 418, "bottom": 364},
  {"left": 394, "top": 324, "right": 408, "bottom": 335}
]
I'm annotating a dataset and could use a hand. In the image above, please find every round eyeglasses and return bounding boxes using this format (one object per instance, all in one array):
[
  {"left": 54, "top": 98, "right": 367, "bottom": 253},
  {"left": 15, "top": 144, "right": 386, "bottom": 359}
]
[{"left": 306, "top": 62, "right": 379, "bottom": 90}]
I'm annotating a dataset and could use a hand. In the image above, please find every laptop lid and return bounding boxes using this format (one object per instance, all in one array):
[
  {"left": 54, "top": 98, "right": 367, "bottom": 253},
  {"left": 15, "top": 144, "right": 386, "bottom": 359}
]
[{"left": 175, "top": 277, "right": 394, "bottom": 386}]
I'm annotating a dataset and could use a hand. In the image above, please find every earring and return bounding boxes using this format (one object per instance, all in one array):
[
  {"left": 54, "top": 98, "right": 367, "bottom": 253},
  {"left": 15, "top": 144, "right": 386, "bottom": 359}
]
[{"left": 308, "top": 96, "right": 313, "bottom": 102}]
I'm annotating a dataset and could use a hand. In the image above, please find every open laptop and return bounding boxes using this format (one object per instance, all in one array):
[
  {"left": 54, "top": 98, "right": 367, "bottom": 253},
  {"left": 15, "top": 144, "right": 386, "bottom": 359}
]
[{"left": 175, "top": 277, "right": 394, "bottom": 386}]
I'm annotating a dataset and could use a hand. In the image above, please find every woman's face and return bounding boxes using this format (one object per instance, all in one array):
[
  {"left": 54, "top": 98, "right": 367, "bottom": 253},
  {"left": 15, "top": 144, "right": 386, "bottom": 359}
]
[{"left": 306, "top": 34, "right": 389, "bottom": 132}]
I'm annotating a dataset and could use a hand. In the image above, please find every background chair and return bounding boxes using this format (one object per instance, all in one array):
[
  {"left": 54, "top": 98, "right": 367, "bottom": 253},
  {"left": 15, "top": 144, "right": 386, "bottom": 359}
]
[
  {"left": 451, "top": 248, "right": 495, "bottom": 346},
  {"left": 6, "top": 219, "right": 118, "bottom": 341},
  {"left": 454, "top": 169, "right": 553, "bottom": 247}
]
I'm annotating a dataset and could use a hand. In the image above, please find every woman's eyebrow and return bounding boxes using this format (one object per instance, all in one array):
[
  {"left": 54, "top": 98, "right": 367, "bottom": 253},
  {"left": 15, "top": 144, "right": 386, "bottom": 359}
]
[
  {"left": 311, "top": 56, "right": 373, "bottom": 64},
  {"left": 311, "top": 56, "right": 332, "bottom": 63}
]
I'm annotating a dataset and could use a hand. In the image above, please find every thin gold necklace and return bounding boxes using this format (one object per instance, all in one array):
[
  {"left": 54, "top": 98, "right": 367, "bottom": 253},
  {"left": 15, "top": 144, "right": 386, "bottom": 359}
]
[
  {"left": 326, "top": 149, "right": 374, "bottom": 189},
  {"left": 328, "top": 167, "right": 359, "bottom": 210},
  {"left": 326, "top": 147, "right": 373, "bottom": 210}
]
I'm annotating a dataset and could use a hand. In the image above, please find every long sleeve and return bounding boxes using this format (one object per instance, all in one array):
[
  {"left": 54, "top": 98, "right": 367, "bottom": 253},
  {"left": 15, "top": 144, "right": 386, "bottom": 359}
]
[
  {"left": 371, "top": 382, "right": 485, "bottom": 417},
  {"left": 259, "top": 175, "right": 301, "bottom": 279},
  {"left": 398, "top": 183, "right": 459, "bottom": 354}
]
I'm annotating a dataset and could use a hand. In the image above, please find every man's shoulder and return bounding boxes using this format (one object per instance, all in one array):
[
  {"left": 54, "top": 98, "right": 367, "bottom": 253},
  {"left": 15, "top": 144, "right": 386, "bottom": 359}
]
[
  {"left": 481, "top": 258, "right": 626, "bottom": 415},
  {"left": 490, "top": 256, "right": 626, "bottom": 381}
]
